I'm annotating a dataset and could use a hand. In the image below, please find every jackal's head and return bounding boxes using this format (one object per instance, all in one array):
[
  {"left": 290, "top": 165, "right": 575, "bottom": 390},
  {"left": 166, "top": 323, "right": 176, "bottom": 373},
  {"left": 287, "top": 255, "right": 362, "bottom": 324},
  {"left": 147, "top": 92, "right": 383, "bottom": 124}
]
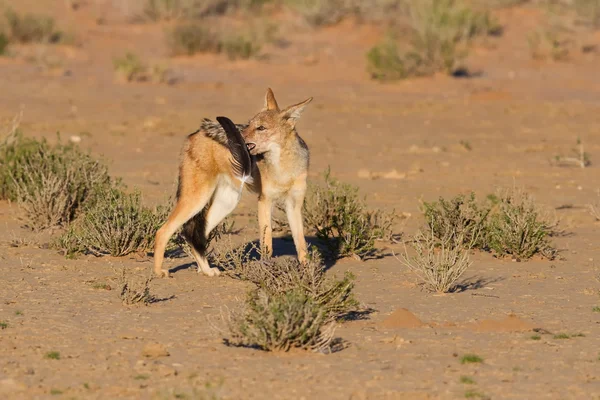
[{"left": 242, "top": 88, "right": 312, "bottom": 155}]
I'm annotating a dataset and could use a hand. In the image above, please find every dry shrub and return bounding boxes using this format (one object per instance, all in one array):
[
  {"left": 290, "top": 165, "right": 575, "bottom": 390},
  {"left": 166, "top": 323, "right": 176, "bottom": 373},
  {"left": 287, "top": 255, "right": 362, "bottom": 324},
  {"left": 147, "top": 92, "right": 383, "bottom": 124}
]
[
  {"left": 140, "top": 0, "right": 232, "bottom": 21},
  {"left": 168, "top": 23, "right": 222, "bottom": 55},
  {"left": 224, "top": 249, "right": 358, "bottom": 352},
  {"left": 486, "top": 187, "right": 558, "bottom": 260},
  {"left": 397, "top": 228, "right": 472, "bottom": 293},
  {"left": 56, "top": 186, "right": 169, "bottom": 257},
  {"left": 588, "top": 190, "right": 600, "bottom": 221},
  {"left": 301, "top": 168, "right": 396, "bottom": 259},
  {"left": 226, "top": 288, "right": 337, "bottom": 352},
  {"left": 4, "top": 8, "right": 62, "bottom": 44},
  {"left": 420, "top": 188, "right": 558, "bottom": 261},
  {"left": 113, "top": 53, "right": 173, "bottom": 83},
  {"left": 1, "top": 133, "right": 110, "bottom": 230},
  {"left": 367, "top": 0, "right": 500, "bottom": 80},
  {"left": 116, "top": 266, "right": 156, "bottom": 305},
  {"left": 422, "top": 192, "right": 489, "bottom": 249}
]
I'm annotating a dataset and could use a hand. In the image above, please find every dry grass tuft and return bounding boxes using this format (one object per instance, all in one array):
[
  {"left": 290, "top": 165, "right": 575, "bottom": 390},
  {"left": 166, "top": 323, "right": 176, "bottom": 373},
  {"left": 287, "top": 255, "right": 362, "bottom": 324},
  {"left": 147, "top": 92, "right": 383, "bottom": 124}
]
[
  {"left": 0, "top": 133, "right": 110, "bottom": 230},
  {"left": 56, "top": 186, "right": 169, "bottom": 257},
  {"left": 116, "top": 266, "right": 156, "bottom": 305},
  {"left": 396, "top": 228, "right": 472, "bottom": 293}
]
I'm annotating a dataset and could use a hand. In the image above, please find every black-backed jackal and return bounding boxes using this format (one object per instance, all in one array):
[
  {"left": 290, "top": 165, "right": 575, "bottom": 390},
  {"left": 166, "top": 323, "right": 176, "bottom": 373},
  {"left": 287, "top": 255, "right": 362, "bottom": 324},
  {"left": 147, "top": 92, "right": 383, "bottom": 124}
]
[{"left": 153, "top": 116, "right": 254, "bottom": 278}]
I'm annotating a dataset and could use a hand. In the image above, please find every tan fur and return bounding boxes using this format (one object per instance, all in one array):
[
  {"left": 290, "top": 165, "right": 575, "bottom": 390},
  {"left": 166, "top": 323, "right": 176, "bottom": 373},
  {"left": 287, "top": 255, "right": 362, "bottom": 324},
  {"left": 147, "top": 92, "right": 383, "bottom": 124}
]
[
  {"left": 154, "top": 131, "right": 246, "bottom": 278},
  {"left": 243, "top": 89, "right": 313, "bottom": 262}
]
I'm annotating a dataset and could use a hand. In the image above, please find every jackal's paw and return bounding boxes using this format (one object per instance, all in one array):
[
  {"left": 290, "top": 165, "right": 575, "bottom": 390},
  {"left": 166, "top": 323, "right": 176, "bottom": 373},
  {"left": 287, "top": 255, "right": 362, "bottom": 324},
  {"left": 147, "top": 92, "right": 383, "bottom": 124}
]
[
  {"left": 199, "top": 267, "right": 221, "bottom": 277},
  {"left": 155, "top": 269, "right": 171, "bottom": 278}
]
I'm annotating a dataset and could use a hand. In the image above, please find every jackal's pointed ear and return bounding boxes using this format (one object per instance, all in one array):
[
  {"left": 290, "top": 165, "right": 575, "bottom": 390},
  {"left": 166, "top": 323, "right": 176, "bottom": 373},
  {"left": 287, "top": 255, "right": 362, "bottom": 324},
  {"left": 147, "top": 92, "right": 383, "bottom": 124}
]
[
  {"left": 263, "top": 88, "right": 280, "bottom": 112},
  {"left": 281, "top": 97, "right": 313, "bottom": 127}
]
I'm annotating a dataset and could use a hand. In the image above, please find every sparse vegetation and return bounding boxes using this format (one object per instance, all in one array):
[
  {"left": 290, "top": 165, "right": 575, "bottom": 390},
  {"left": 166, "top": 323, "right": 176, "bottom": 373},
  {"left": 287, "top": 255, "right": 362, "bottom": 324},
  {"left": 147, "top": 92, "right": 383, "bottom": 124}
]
[
  {"left": 553, "top": 138, "right": 590, "bottom": 168},
  {"left": 486, "top": 187, "right": 558, "bottom": 260},
  {"left": 117, "top": 266, "right": 157, "bottom": 306},
  {"left": 531, "top": 334, "right": 541, "bottom": 340},
  {"left": 226, "top": 287, "right": 338, "bottom": 352},
  {"left": 300, "top": 168, "right": 396, "bottom": 259},
  {"left": 464, "top": 390, "right": 488, "bottom": 399},
  {"left": 221, "top": 34, "right": 262, "bottom": 60},
  {"left": 45, "top": 351, "right": 61, "bottom": 360},
  {"left": 422, "top": 192, "right": 489, "bottom": 249},
  {"left": 134, "top": 374, "right": 150, "bottom": 380},
  {"left": 0, "top": 133, "right": 110, "bottom": 230},
  {"left": 4, "top": 8, "right": 63, "bottom": 44},
  {"left": 50, "top": 389, "right": 63, "bottom": 395},
  {"left": 593, "top": 306, "right": 600, "bottom": 312},
  {"left": 396, "top": 228, "right": 472, "bottom": 293},
  {"left": 168, "top": 23, "right": 222, "bottom": 56},
  {"left": 56, "top": 186, "right": 168, "bottom": 257},
  {"left": 167, "top": 22, "right": 263, "bottom": 60},
  {"left": 553, "top": 333, "right": 570, "bottom": 339},
  {"left": 367, "top": 0, "right": 501, "bottom": 80},
  {"left": 224, "top": 249, "right": 358, "bottom": 352},
  {"left": 114, "top": 53, "right": 172, "bottom": 83},
  {"left": 460, "top": 376, "right": 476, "bottom": 384},
  {"left": 460, "top": 354, "right": 484, "bottom": 364},
  {"left": 0, "top": 321, "right": 8, "bottom": 329},
  {"left": 418, "top": 188, "right": 558, "bottom": 261}
]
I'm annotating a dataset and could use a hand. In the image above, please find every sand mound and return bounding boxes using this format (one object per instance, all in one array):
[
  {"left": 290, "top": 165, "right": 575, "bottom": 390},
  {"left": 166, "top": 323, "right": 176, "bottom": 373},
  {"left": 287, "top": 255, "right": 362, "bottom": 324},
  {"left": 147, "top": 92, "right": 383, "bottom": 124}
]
[{"left": 381, "top": 308, "right": 425, "bottom": 329}]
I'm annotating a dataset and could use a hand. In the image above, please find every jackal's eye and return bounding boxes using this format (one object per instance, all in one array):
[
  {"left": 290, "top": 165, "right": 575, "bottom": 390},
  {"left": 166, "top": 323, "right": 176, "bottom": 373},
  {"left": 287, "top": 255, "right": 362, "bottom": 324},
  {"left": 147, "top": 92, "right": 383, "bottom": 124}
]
[{"left": 257, "top": 125, "right": 266, "bottom": 131}]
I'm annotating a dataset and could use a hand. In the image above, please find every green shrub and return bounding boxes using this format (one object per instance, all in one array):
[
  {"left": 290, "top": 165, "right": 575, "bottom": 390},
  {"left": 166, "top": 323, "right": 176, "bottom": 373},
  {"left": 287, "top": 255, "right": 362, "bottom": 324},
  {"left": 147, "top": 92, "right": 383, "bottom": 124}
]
[
  {"left": 168, "top": 23, "right": 221, "bottom": 56},
  {"left": 422, "top": 192, "right": 489, "bottom": 249},
  {"left": 366, "top": 35, "right": 408, "bottom": 81},
  {"left": 302, "top": 168, "right": 396, "bottom": 259},
  {"left": 224, "top": 249, "right": 358, "bottom": 352},
  {"left": 56, "top": 186, "right": 168, "bottom": 257},
  {"left": 397, "top": 228, "right": 472, "bottom": 293},
  {"left": 227, "top": 288, "right": 336, "bottom": 351},
  {"left": 113, "top": 53, "right": 147, "bottom": 82},
  {"left": 486, "top": 187, "right": 557, "bottom": 260},
  {"left": 1, "top": 133, "right": 110, "bottom": 230},
  {"left": 4, "top": 8, "right": 62, "bottom": 43},
  {"left": 367, "top": 0, "right": 500, "bottom": 80},
  {"left": 222, "top": 34, "right": 261, "bottom": 60}
]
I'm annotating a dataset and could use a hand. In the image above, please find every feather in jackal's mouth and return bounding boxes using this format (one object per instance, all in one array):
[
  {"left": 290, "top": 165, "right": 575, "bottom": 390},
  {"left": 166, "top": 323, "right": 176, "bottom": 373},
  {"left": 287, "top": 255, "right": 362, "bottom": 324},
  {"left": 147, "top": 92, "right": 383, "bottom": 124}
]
[{"left": 246, "top": 143, "right": 256, "bottom": 151}]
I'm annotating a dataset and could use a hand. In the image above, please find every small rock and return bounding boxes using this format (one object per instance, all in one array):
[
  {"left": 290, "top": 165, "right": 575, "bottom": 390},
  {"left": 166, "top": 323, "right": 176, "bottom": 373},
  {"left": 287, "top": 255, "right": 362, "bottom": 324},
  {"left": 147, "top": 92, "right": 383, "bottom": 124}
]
[
  {"left": 69, "top": 135, "right": 81, "bottom": 144},
  {"left": 141, "top": 343, "right": 170, "bottom": 359}
]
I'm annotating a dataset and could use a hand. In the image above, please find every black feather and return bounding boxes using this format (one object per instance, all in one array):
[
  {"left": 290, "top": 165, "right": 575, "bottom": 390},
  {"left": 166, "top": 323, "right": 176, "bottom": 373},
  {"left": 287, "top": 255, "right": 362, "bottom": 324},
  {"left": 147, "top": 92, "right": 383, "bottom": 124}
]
[{"left": 216, "top": 116, "right": 253, "bottom": 182}]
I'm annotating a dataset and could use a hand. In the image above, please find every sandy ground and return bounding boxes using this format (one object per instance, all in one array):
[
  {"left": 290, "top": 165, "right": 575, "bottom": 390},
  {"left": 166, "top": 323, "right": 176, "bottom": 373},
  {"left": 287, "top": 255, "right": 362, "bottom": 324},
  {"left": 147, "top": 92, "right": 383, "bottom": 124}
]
[{"left": 1, "top": 2, "right": 600, "bottom": 399}]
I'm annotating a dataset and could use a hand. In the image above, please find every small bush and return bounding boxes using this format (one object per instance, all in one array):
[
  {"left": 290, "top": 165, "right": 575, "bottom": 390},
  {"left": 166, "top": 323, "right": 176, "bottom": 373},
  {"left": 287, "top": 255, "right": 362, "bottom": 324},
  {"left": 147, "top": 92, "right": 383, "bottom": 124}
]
[
  {"left": 460, "top": 354, "right": 483, "bottom": 364},
  {"left": 366, "top": 35, "right": 408, "bottom": 81},
  {"left": 0, "top": 321, "right": 7, "bottom": 329},
  {"left": 231, "top": 249, "right": 358, "bottom": 318},
  {"left": 114, "top": 53, "right": 147, "bottom": 82},
  {"left": 114, "top": 53, "right": 173, "bottom": 83},
  {"left": 302, "top": 168, "right": 396, "bottom": 259},
  {"left": 574, "top": 0, "right": 600, "bottom": 28},
  {"left": 168, "top": 23, "right": 221, "bottom": 56},
  {"left": 4, "top": 8, "right": 62, "bottom": 44},
  {"left": 396, "top": 228, "right": 472, "bottom": 293},
  {"left": 56, "top": 186, "right": 168, "bottom": 257},
  {"left": 422, "top": 192, "right": 489, "bottom": 249},
  {"left": 141, "top": 0, "right": 232, "bottom": 21},
  {"left": 486, "top": 187, "right": 558, "bottom": 260},
  {"left": 2, "top": 134, "right": 110, "bottom": 230},
  {"left": 367, "top": 0, "right": 500, "bottom": 80},
  {"left": 45, "top": 351, "right": 61, "bottom": 360},
  {"left": 222, "top": 34, "right": 261, "bottom": 60},
  {"left": 117, "top": 266, "right": 156, "bottom": 305},
  {"left": 283, "top": 0, "right": 350, "bottom": 26},
  {"left": 528, "top": 28, "right": 572, "bottom": 61},
  {"left": 224, "top": 249, "right": 358, "bottom": 352},
  {"left": 226, "top": 288, "right": 337, "bottom": 352}
]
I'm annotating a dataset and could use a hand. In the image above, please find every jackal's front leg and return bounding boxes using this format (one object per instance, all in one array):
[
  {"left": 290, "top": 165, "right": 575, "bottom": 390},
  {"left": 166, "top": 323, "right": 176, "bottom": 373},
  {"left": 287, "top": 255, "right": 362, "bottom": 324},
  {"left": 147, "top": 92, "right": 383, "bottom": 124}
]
[
  {"left": 258, "top": 196, "right": 273, "bottom": 258},
  {"left": 285, "top": 191, "right": 307, "bottom": 263}
]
